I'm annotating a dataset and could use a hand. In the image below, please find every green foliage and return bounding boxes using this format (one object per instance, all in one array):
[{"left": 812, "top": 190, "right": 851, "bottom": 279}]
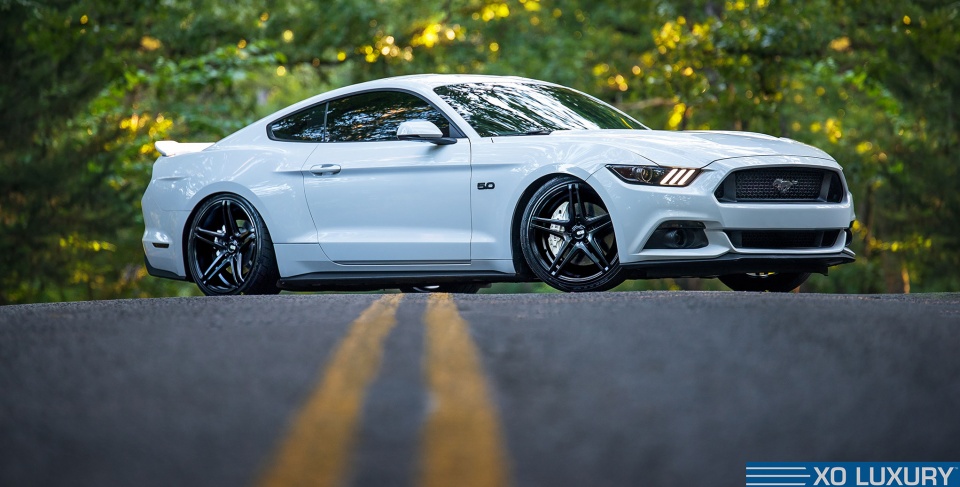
[{"left": 1, "top": 0, "right": 957, "bottom": 303}]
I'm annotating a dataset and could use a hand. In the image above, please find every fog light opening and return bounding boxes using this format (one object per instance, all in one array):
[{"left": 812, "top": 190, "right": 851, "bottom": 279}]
[
  {"left": 663, "top": 229, "right": 688, "bottom": 249},
  {"left": 644, "top": 221, "right": 709, "bottom": 250}
]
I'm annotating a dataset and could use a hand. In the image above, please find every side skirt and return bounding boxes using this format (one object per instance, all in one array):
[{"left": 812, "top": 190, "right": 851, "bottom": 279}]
[{"left": 278, "top": 270, "right": 522, "bottom": 292}]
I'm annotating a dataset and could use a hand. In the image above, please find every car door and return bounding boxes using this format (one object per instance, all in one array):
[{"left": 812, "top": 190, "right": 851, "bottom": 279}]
[{"left": 300, "top": 90, "right": 472, "bottom": 264}]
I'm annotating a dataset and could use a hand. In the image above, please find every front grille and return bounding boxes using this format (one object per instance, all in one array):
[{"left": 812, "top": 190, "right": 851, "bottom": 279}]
[
  {"left": 737, "top": 169, "right": 822, "bottom": 200},
  {"left": 714, "top": 168, "right": 844, "bottom": 203},
  {"left": 725, "top": 230, "right": 841, "bottom": 249}
]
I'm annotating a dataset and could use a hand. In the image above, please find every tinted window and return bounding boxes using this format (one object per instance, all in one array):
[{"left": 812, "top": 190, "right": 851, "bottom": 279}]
[
  {"left": 434, "top": 82, "right": 646, "bottom": 137},
  {"left": 269, "top": 103, "right": 326, "bottom": 141},
  {"left": 326, "top": 91, "right": 452, "bottom": 142}
]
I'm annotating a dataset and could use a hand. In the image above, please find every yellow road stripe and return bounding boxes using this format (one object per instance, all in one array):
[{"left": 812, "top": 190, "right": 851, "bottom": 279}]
[
  {"left": 420, "top": 293, "right": 511, "bottom": 487},
  {"left": 257, "top": 294, "right": 403, "bottom": 487}
]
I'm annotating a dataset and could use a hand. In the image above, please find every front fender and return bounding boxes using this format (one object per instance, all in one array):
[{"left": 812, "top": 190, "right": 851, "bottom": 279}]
[{"left": 469, "top": 137, "right": 642, "bottom": 261}]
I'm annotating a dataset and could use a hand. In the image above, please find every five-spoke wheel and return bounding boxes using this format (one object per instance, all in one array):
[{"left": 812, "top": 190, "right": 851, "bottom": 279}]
[
  {"left": 187, "top": 194, "right": 280, "bottom": 296},
  {"left": 520, "top": 176, "right": 625, "bottom": 292}
]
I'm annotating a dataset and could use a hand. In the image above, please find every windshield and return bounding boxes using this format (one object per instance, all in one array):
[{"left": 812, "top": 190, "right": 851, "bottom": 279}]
[{"left": 434, "top": 82, "right": 647, "bottom": 137}]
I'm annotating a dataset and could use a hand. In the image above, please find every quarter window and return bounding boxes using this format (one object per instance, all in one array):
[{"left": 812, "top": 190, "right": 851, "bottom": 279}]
[{"left": 268, "top": 103, "right": 326, "bottom": 141}]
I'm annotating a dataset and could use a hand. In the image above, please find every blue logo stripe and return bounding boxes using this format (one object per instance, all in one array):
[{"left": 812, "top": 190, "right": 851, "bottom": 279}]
[{"left": 746, "top": 465, "right": 810, "bottom": 486}]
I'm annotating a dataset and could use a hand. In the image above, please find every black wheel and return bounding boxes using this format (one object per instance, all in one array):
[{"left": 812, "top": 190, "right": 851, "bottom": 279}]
[
  {"left": 520, "top": 176, "right": 625, "bottom": 292},
  {"left": 400, "top": 284, "right": 482, "bottom": 294},
  {"left": 719, "top": 272, "right": 810, "bottom": 292},
  {"left": 186, "top": 194, "right": 281, "bottom": 296}
]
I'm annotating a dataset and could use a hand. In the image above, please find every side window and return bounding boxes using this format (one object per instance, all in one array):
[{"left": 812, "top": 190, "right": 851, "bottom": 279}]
[
  {"left": 269, "top": 103, "right": 327, "bottom": 141},
  {"left": 325, "top": 91, "right": 452, "bottom": 142}
]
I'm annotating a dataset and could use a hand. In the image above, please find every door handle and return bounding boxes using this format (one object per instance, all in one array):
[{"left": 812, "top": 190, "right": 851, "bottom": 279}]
[{"left": 309, "top": 164, "right": 341, "bottom": 176}]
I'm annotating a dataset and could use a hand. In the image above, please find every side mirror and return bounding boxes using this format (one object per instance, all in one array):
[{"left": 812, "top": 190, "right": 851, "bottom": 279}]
[{"left": 396, "top": 120, "right": 457, "bottom": 145}]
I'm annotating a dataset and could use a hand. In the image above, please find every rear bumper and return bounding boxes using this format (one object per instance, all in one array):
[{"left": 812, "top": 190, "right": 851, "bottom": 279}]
[
  {"left": 144, "top": 253, "right": 189, "bottom": 281},
  {"left": 621, "top": 249, "right": 855, "bottom": 279},
  {"left": 141, "top": 182, "right": 190, "bottom": 279}
]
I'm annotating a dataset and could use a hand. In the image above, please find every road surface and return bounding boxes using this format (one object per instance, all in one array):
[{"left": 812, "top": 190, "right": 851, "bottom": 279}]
[{"left": 2, "top": 292, "right": 959, "bottom": 486}]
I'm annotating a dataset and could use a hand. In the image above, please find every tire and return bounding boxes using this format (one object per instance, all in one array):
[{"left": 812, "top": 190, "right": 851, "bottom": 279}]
[
  {"left": 186, "top": 194, "right": 281, "bottom": 296},
  {"left": 719, "top": 272, "right": 810, "bottom": 292},
  {"left": 400, "top": 284, "right": 482, "bottom": 294},
  {"left": 519, "top": 176, "right": 625, "bottom": 292}
]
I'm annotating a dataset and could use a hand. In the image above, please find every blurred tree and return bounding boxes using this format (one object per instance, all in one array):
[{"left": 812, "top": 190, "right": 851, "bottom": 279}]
[{"left": 1, "top": 0, "right": 957, "bottom": 303}]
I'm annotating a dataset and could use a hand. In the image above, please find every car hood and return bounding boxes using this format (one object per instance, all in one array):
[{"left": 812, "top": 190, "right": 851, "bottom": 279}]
[{"left": 548, "top": 129, "right": 834, "bottom": 168}]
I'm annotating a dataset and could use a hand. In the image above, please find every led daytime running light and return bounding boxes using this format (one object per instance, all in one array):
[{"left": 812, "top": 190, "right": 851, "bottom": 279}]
[{"left": 606, "top": 165, "right": 700, "bottom": 187}]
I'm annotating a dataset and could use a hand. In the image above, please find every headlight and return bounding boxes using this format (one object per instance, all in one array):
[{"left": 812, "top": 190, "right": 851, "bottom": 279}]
[{"left": 606, "top": 165, "right": 700, "bottom": 186}]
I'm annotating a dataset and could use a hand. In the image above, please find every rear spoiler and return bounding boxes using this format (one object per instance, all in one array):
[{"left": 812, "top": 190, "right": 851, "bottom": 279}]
[{"left": 155, "top": 140, "right": 214, "bottom": 157}]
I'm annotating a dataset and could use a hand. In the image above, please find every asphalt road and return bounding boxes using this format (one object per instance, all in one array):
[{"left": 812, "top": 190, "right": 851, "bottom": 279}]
[{"left": 1, "top": 292, "right": 959, "bottom": 487}]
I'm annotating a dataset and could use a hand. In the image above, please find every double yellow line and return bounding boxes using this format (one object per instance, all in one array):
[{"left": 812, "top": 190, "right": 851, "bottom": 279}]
[{"left": 257, "top": 293, "right": 510, "bottom": 487}]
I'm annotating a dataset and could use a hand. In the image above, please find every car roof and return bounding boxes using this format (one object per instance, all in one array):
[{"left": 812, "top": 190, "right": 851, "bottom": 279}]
[
  {"left": 350, "top": 73, "right": 554, "bottom": 89},
  {"left": 294, "top": 74, "right": 556, "bottom": 106}
]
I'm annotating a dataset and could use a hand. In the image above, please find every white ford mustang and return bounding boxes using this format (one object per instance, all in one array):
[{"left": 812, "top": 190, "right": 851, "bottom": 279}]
[{"left": 142, "top": 74, "right": 855, "bottom": 295}]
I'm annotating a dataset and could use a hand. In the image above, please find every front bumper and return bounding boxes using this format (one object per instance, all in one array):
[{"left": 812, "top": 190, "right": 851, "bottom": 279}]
[{"left": 588, "top": 156, "right": 857, "bottom": 270}]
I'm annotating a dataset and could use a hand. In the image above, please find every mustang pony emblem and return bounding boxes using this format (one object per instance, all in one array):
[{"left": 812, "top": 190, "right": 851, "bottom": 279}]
[{"left": 773, "top": 178, "right": 799, "bottom": 194}]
